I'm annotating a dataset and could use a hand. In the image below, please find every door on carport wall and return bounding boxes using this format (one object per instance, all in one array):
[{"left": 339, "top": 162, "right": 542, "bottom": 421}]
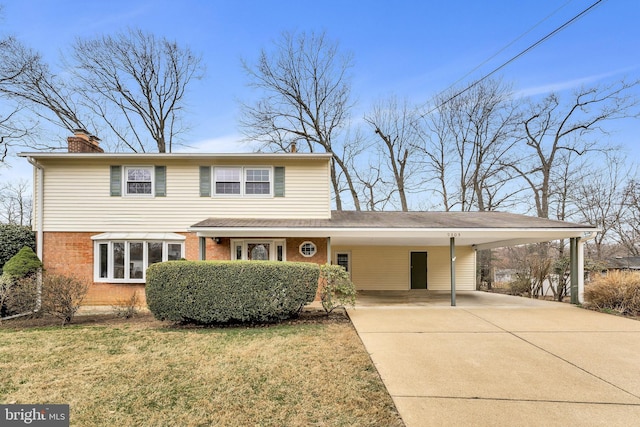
[{"left": 411, "top": 251, "right": 427, "bottom": 289}]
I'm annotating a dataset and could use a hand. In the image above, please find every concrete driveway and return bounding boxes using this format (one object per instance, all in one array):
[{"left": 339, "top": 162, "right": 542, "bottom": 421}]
[{"left": 347, "top": 291, "right": 640, "bottom": 426}]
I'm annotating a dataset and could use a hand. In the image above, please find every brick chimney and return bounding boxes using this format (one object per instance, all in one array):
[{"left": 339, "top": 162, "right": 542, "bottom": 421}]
[{"left": 67, "top": 129, "right": 104, "bottom": 153}]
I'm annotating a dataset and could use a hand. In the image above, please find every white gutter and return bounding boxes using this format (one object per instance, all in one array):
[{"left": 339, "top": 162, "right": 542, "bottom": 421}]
[{"left": 2, "top": 157, "right": 44, "bottom": 321}]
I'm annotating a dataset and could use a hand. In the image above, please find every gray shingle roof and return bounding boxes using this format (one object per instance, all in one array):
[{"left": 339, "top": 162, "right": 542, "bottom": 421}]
[{"left": 191, "top": 211, "right": 594, "bottom": 229}]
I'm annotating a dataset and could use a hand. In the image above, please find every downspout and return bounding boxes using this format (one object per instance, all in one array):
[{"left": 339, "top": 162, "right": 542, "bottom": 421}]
[{"left": 2, "top": 157, "right": 44, "bottom": 321}]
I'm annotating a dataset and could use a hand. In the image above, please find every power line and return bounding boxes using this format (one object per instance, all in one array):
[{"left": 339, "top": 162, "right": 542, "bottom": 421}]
[
  {"left": 421, "top": 0, "right": 605, "bottom": 118},
  {"left": 441, "top": 0, "right": 576, "bottom": 96}
]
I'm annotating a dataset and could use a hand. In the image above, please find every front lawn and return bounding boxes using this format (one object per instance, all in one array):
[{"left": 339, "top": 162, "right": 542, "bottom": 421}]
[{"left": 0, "top": 313, "right": 403, "bottom": 426}]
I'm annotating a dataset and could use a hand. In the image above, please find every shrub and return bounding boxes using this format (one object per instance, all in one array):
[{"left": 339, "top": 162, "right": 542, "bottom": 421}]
[
  {"left": 112, "top": 291, "right": 141, "bottom": 319},
  {"left": 584, "top": 271, "right": 640, "bottom": 316},
  {"left": 41, "top": 274, "right": 89, "bottom": 325},
  {"left": 319, "top": 264, "right": 356, "bottom": 314},
  {"left": 146, "top": 260, "right": 320, "bottom": 324},
  {"left": 508, "top": 275, "right": 531, "bottom": 297},
  {"left": 2, "top": 246, "right": 42, "bottom": 278},
  {"left": 0, "top": 224, "right": 36, "bottom": 271},
  {"left": 1, "top": 275, "right": 38, "bottom": 317}
]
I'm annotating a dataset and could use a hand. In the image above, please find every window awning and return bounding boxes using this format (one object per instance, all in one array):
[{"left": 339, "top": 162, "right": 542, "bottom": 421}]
[{"left": 91, "top": 232, "right": 186, "bottom": 241}]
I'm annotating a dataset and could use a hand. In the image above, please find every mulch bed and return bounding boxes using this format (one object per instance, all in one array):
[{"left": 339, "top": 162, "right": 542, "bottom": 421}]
[{"left": 0, "top": 307, "right": 351, "bottom": 329}]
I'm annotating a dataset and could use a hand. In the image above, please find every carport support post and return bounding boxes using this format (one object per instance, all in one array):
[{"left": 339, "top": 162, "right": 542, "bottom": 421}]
[
  {"left": 570, "top": 237, "right": 578, "bottom": 304},
  {"left": 450, "top": 237, "right": 456, "bottom": 306}
]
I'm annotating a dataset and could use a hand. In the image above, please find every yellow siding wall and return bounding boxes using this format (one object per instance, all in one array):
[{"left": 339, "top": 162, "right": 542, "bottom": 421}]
[
  {"left": 332, "top": 245, "right": 476, "bottom": 291},
  {"left": 38, "top": 157, "right": 330, "bottom": 232}
]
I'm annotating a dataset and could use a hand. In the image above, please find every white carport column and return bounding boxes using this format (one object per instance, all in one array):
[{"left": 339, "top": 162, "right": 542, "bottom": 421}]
[
  {"left": 569, "top": 237, "right": 583, "bottom": 304},
  {"left": 578, "top": 238, "right": 585, "bottom": 304},
  {"left": 450, "top": 237, "right": 456, "bottom": 307}
]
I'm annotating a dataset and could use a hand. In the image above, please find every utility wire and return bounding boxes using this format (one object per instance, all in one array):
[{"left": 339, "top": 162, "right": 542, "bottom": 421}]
[
  {"left": 440, "top": 0, "right": 575, "bottom": 96},
  {"left": 420, "top": 0, "right": 604, "bottom": 118}
]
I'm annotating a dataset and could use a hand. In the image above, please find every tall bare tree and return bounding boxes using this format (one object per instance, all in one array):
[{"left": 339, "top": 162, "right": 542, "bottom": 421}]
[
  {"left": 574, "top": 153, "right": 632, "bottom": 260},
  {"left": 0, "top": 179, "right": 32, "bottom": 226},
  {"left": 364, "top": 97, "right": 421, "bottom": 211},
  {"left": 510, "top": 80, "right": 639, "bottom": 219},
  {"left": 0, "top": 28, "right": 203, "bottom": 153},
  {"left": 240, "top": 31, "right": 360, "bottom": 210},
  {"left": 69, "top": 29, "right": 203, "bottom": 153},
  {"left": 417, "top": 79, "right": 520, "bottom": 212}
]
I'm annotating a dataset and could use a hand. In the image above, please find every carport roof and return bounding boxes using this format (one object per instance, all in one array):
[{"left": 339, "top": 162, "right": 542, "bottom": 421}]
[{"left": 190, "top": 210, "right": 598, "bottom": 248}]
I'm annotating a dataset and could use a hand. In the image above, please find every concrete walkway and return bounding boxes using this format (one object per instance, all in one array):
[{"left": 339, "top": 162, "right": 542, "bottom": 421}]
[{"left": 347, "top": 291, "right": 640, "bottom": 426}]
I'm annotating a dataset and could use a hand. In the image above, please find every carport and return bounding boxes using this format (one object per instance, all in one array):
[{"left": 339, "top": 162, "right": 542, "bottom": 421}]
[{"left": 192, "top": 211, "right": 598, "bottom": 304}]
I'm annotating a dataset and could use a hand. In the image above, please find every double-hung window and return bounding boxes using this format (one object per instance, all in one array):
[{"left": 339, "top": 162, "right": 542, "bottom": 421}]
[
  {"left": 125, "top": 167, "right": 153, "bottom": 195},
  {"left": 213, "top": 166, "right": 272, "bottom": 196},
  {"left": 214, "top": 167, "right": 241, "bottom": 195}
]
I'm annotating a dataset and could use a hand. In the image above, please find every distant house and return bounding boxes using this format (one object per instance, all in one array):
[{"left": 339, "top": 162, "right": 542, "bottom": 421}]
[
  {"left": 606, "top": 257, "right": 640, "bottom": 271},
  {"left": 19, "top": 130, "right": 599, "bottom": 306}
]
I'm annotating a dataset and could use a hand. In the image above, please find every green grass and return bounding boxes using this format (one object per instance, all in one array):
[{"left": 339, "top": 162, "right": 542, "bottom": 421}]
[{"left": 0, "top": 314, "right": 403, "bottom": 426}]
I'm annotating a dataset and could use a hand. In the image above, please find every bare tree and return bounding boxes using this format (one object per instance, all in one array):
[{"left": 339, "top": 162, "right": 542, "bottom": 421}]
[
  {"left": 0, "top": 179, "right": 32, "bottom": 226},
  {"left": 364, "top": 97, "right": 421, "bottom": 211},
  {"left": 417, "top": 79, "right": 520, "bottom": 212},
  {"left": 510, "top": 80, "right": 639, "bottom": 219},
  {"left": 240, "top": 31, "right": 361, "bottom": 210},
  {"left": 574, "top": 153, "right": 632, "bottom": 260},
  {"left": 0, "top": 28, "right": 203, "bottom": 153},
  {"left": 617, "top": 179, "right": 640, "bottom": 256},
  {"left": 69, "top": 29, "right": 203, "bottom": 153},
  {"left": 0, "top": 36, "right": 86, "bottom": 139}
]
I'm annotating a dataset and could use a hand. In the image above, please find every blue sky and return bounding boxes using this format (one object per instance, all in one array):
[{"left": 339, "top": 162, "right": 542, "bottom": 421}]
[{"left": 1, "top": 0, "right": 639, "bottom": 183}]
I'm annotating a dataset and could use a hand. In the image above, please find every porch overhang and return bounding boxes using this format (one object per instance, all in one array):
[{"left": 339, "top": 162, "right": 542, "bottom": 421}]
[{"left": 188, "top": 226, "right": 596, "bottom": 248}]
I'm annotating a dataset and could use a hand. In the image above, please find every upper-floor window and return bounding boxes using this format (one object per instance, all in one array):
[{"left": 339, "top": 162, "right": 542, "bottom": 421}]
[
  {"left": 126, "top": 167, "right": 153, "bottom": 195},
  {"left": 213, "top": 166, "right": 272, "bottom": 196},
  {"left": 110, "top": 165, "right": 166, "bottom": 197}
]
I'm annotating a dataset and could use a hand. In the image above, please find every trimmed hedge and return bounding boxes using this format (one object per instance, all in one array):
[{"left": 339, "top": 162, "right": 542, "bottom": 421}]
[{"left": 145, "top": 260, "right": 320, "bottom": 324}]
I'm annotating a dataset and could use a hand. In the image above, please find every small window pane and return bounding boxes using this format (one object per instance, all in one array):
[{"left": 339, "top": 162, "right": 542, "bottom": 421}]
[
  {"left": 248, "top": 243, "right": 270, "bottom": 261},
  {"left": 300, "top": 242, "right": 317, "bottom": 257},
  {"left": 129, "top": 242, "right": 144, "bottom": 279},
  {"left": 245, "top": 182, "right": 270, "bottom": 194},
  {"left": 148, "top": 242, "right": 163, "bottom": 265},
  {"left": 277, "top": 245, "right": 284, "bottom": 262},
  {"left": 337, "top": 253, "right": 349, "bottom": 272},
  {"left": 113, "top": 242, "right": 125, "bottom": 279},
  {"left": 167, "top": 244, "right": 182, "bottom": 260},
  {"left": 236, "top": 245, "right": 243, "bottom": 260},
  {"left": 99, "top": 243, "right": 109, "bottom": 278},
  {"left": 215, "top": 182, "right": 241, "bottom": 194}
]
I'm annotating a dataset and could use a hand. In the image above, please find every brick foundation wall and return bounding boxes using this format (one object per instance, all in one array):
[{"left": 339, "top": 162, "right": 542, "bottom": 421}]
[{"left": 42, "top": 232, "right": 329, "bottom": 306}]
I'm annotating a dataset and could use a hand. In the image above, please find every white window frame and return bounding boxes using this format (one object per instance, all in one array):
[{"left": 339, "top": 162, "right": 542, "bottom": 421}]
[
  {"left": 231, "top": 239, "right": 286, "bottom": 261},
  {"left": 299, "top": 241, "right": 317, "bottom": 258},
  {"left": 94, "top": 240, "right": 184, "bottom": 283},
  {"left": 212, "top": 166, "right": 273, "bottom": 197},
  {"left": 124, "top": 166, "right": 155, "bottom": 197}
]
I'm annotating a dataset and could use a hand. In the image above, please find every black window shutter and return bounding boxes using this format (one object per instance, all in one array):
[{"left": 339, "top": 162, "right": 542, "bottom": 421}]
[{"left": 110, "top": 166, "right": 121, "bottom": 196}]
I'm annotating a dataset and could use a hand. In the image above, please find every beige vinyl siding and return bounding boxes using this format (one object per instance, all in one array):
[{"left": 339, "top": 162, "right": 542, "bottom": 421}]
[
  {"left": 39, "top": 158, "right": 331, "bottom": 232},
  {"left": 333, "top": 245, "right": 476, "bottom": 291}
]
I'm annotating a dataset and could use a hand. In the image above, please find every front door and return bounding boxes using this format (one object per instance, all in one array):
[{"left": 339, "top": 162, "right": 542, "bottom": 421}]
[{"left": 411, "top": 251, "right": 428, "bottom": 289}]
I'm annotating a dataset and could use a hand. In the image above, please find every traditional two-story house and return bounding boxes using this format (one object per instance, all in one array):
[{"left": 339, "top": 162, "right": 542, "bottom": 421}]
[{"left": 20, "top": 130, "right": 598, "bottom": 306}]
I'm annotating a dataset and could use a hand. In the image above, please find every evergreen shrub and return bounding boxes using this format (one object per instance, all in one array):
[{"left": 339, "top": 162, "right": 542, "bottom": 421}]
[{"left": 146, "top": 260, "right": 320, "bottom": 324}]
